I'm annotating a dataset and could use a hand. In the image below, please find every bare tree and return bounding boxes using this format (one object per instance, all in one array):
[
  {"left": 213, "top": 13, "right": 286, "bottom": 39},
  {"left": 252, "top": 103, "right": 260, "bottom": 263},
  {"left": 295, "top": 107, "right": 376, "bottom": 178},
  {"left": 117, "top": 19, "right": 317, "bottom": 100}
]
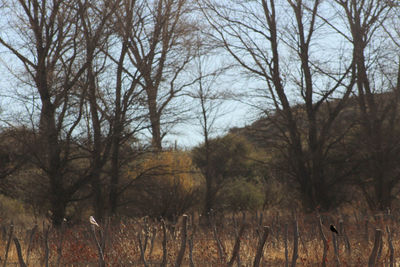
[
  {"left": 200, "top": 0, "right": 356, "bottom": 211},
  {"left": 188, "top": 48, "right": 230, "bottom": 215},
  {"left": 0, "top": 0, "right": 90, "bottom": 226},
  {"left": 98, "top": 0, "right": 201, "bottom": 214},
  {"left": 77, "top": 0, "right": 118, "bottom": 222},
  {"left": 122, "top": 0, "right": 198, "bottom": 150},
  {"left": 337, "top": 0, "right": 400, "bottom": 210},
  {"left": 106, "top": 0, "right": 149, "bottom": 215}
]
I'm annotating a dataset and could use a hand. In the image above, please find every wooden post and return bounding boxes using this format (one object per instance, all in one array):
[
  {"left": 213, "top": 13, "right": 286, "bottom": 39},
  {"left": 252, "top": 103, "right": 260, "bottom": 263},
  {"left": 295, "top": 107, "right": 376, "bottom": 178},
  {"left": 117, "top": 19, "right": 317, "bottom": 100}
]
[
  {"left": 338, "top": 220, "right": 343, "bottom": 247},
  {"left": 13, "top": 237, "right": 27, "bottom": 267},
  {"left": 188, "top": 214, "right": 196, "bottom": 267},
  {"left": 232, "top": 213, "right": 241, "bottom": 266},
  {"left": 26, "top": 225, "right": 38, "bottom": 267},
  {"left": 44, "top": 225, "right": 50, "bottom": 267},
  {"left": 175, "top": 215, "right": 188, "bottom": 267},
  {"left": 188, "top": 232, "right": 195, "bottom": 267},
  {"left": 210, "top": 214, "right": 226, "bottom": 263},
  {"left": 368, "top": 229, "right": 382, "bottom": 267},
  {"left": 284, "top": 223, "right": 289, "bottom": 267},
  {"left": 259, "top": 212, "right": 264, "bottom": 227},
  {"left": 299, "top": 227, "right": 308, "bottom": 257},
  {"left": 339, "top": 220, "right": 351, "bottom": 256},
  {"left": 386, "top": 226, "right": 394, "bottom": 267},
  {"left": 354, "top": 211, "right": 360, "bottom": 232},
  {"left": 364, "top": 218, "right": 369, "bottom": 243},
  {"left": 332, "top": 230, "right": 340, "bottom": 266},
  {"left": 1, "top": 225, "right": 6, "bottom": 242},
  {"left": 253, "top": 226, "right": 270, "bottom": 267},
  {"left": 318, "top": 216, "right": 328, "bottom": 267},
  {"left": 227, "top": 223, "right": 245, "bottom": 266},
  {"left": 149, "top": 226, "right": 157, "bottom": 258},
  {"left": 291, "top": 218, "right": 299, "bottom": 267},
  {"left": 377, "top": 229, "right": 383, "bottom": 263},
  {"left": 138, "top": 231, "right": 148, "bottom": 267},
  {"left": 56, "top": 230, "right": 63, "bottom": 267},
  {"left": 3, "top": 222, "right": 14, "bottom": 267},
  {"left": 90, "top": 224, "right": 105, "bottom": 267},
  {"left": 161, "top": 219, "right": 168, "bottom": 267}
]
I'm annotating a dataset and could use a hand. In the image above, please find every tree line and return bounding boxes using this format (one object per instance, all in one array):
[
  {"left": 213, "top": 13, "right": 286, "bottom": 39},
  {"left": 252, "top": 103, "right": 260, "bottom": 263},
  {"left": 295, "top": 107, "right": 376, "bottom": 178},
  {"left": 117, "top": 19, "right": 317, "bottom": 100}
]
[{"left": 0, "top": 0, "right": 399, "bottom": 226}]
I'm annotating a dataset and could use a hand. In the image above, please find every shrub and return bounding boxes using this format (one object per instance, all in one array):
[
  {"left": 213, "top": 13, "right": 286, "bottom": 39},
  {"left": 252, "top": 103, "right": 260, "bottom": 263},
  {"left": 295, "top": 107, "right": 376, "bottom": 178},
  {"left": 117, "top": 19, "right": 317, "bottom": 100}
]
[
  {"left": 218, "top": 178, "right": 265, "bottom": 212},
  {"left": 120, "top": 151, "right": 202, "bottom": 220}
]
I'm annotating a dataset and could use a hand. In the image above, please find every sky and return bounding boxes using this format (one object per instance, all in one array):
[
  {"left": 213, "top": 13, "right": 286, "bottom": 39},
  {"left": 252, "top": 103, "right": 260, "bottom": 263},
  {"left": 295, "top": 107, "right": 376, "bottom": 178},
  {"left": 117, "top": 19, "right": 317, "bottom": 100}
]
[{"left": 165, "top": 99, "right": 253, "bottom": 148}]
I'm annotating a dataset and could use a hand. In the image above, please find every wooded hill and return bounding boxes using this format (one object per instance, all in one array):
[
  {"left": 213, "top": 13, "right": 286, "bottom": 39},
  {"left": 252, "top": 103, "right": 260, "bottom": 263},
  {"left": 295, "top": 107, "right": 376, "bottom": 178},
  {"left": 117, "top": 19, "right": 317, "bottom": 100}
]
[{"left": 229, "top": 91, "right": 400, "bottom": 212}]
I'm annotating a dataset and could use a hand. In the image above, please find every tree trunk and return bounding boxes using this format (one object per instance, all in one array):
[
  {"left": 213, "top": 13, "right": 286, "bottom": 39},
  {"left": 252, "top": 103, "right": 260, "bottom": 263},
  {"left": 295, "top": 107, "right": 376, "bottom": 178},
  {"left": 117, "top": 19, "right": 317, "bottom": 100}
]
[
  {"left": 109, "top": 38, "right": 127, "bottom": 215},
  {"left": 149, "top": 107, "right": 162, "bottom": 151},
  {"left": 204, "top": 180, "right": 214, "bottom": 216},
  {"left": 92, "top": 172, "right": 104, "bottom": 222},
  {"left": 109, "top": 136, "right": 120, "bottom": 215},
  {"left": 41, "top": 99, "right": 66, "bottom": 227},
  {"left": 51, "top": 191, "right": 67, "bottom": 227}
]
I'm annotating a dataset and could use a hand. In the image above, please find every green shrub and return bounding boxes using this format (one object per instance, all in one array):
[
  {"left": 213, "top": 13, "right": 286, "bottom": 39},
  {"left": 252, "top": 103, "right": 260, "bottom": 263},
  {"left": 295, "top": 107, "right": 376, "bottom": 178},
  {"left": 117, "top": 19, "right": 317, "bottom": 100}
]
[{"left": 218, "top": 179, "right": 264, "bottom": 212}]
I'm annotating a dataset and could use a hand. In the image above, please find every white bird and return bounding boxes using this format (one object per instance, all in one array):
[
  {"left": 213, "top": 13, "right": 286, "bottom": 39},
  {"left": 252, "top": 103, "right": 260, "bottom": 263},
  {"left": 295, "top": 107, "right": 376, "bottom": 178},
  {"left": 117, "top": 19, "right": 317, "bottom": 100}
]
[{"left": 89, "top": 216, "right": 100, "bottom": 227}]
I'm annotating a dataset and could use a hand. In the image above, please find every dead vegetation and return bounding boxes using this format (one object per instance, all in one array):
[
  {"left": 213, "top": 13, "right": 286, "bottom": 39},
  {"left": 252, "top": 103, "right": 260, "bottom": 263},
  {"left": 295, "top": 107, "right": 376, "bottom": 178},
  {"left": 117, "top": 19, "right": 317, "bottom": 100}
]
[{"left": 0, "top": 209, "right": 398, "bottom": 266}]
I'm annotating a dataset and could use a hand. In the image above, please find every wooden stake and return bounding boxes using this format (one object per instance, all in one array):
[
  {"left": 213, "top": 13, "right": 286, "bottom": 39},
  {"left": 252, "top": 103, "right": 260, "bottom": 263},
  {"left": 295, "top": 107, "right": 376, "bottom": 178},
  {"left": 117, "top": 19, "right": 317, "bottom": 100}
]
[
  {"left": 253, "top": 226, "right": 270, "bottom": 267},
  {"left": 368, "top": 229, "right": 382, "bottom": 267},
  {"left": 175, "top": 215, "right": 188, "bottom": 267}
]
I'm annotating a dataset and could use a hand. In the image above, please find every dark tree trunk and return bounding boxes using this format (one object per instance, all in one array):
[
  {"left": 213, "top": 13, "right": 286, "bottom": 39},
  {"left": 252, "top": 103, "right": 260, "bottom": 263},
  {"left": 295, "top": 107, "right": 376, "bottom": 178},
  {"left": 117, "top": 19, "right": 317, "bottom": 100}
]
[
  {"left": 109, "top": 132, "right": 121, "bottom": 215},
  {"left": 50, "top": 191, "right": 67, "bottom": 227},
  {"left": 204, "top": 179, "right": 214, "bottom": 216},
  {"left": 149, "top": 103, "right": 162, "bottom": 151}
]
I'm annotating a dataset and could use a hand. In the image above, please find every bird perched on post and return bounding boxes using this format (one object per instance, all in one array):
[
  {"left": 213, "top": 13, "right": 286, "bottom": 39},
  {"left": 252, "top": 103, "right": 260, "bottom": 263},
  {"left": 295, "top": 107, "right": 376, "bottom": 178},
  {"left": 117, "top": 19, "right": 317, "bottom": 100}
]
[
  {"left": 89, "top": 216, "right": 100, "bottom": 227},
  {"left": 330, "top": 224, "right": 339, "bottom": 234}
]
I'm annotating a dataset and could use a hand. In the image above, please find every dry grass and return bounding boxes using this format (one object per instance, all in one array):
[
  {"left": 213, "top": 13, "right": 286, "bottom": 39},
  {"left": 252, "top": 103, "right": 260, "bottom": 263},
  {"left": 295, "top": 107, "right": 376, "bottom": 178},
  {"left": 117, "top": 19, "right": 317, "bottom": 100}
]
[{"left": 0, "top": 210, "right": 398, "bottom": 266}]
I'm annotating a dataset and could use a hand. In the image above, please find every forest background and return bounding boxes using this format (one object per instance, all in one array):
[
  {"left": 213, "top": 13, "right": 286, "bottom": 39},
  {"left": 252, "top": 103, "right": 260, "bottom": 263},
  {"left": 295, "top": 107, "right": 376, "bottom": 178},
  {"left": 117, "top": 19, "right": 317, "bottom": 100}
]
[{"left": 0, "top": 0, "right": 399, "bottom": 228}]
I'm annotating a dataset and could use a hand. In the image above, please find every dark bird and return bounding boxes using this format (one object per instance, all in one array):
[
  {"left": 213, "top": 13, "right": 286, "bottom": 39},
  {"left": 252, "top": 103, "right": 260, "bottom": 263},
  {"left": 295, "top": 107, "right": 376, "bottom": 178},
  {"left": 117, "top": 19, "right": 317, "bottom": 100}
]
[{"left": 330, "top": 224, "right": 339, "bottom": 234}]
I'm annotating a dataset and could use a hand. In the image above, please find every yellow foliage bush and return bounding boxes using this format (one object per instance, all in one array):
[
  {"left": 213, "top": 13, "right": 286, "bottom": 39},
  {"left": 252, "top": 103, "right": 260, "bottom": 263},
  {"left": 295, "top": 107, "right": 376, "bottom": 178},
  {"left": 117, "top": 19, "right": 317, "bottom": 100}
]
[
  {"left": 126, "top": 150, "right": 199, "bottom": 192},
  {"left": 121, "top": 150, "right": 202, "bottom": 219}
]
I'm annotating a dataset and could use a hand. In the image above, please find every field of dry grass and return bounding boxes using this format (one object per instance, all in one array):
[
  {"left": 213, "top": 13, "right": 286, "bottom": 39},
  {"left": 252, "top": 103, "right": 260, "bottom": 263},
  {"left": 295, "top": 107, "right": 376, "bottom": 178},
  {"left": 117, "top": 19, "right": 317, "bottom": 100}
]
[{"left": 0, "top": 210, "right": 398, "bottom": 266}]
